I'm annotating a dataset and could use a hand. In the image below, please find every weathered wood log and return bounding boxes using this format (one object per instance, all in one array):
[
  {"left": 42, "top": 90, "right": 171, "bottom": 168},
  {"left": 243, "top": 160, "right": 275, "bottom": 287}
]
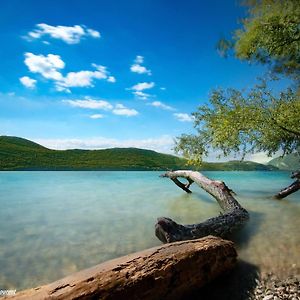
[
  {"left": 274, "top": 170, "right": 300, "bottom": 199},
  {"left": 155, "top": 170, "right": 249, "bottom": 243},
  {"left": 9, "top": 236, "right": 237, "bottom": 300},
  {"left": 291, "top": 170, "right": 300, "bottom": 180}
]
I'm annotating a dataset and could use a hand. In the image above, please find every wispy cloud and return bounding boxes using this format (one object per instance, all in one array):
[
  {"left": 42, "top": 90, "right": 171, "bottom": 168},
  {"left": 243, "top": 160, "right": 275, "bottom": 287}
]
[
  {"left": 63, "top": 99, "right": 113, "bottom": 110},
  {"left": 63, "top": 98, "right": 138, "bottom": 117},
  {"left": 90, "top": 114, "right": 104, "bottom": 119},
  {"left": 148, "top": 101, "right": 174, "bottom": 111},
  {"left": 129, "top": 82, "right": 155, "bottom": 100},
  {"left": 133, "top": 91, "right": 151, "bottom": 100},
  {"left": 134, "top": 56, "right": 144, "bottom": 64},
  {"left": 56, "top": 64, "right": 114, "bottom": 92},
  {"left": 19, "top": 76, "right": 37, "bottom": 89},
  {"left": 130, "top": 82, "right": 155, "bottom": 91},
  {"left": 107, "top": 76, "right": 116, "bottom": 83},
  {"left": 130, "top": 55, "right": 151, "bottom": 75},
  {"left": 173, "top": 113, "right": 194, "bottom": 122},
  {"left": 112, "top": 104, "right": 138, "bottom": 117},
  {"left": 23, "top": 53, "right": 115, "bottom": 92},
  {"left": 33, "top": 135, "right": 174, "bottom": 153},
  {"left": 26, "top": 24, "right": 100, "bottom": 44}
]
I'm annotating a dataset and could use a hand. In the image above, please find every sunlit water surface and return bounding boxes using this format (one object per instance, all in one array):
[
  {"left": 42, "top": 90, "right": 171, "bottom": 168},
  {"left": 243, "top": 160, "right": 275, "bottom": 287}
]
[{"left": 0, "top": 171, "right": 299, "bottom": 290}]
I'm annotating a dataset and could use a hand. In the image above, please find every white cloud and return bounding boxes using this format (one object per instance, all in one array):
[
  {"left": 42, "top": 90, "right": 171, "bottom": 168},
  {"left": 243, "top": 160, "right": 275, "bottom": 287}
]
[
  {"left": 27, "top": 24, "right": 100, "bottom": 44},
  {"left": 23, "top": 53, "right": 115, "bottom": 92},
  {"left": 173, "top": 113, "right": 194, "bottom": 122},
  {"left": 63, "top": 99, "right": 113, "bottom": 110},
  {"left": 91, "top": 64, "right": 108, "bottom": 73},
  {"left": 129, "top": 81, "right": 155, "bottom": 100},
  {"left": 86, "top": 28, "right": 101, "bottom": 38},
  {"left": 130, "top": 82, "right": 155, "bottom": 91},
  {"left": 33, "top": 135, "right": 174, "bottom": 153},
  {"left": 112, "top": 104, "right": 138, "bottom": 117},
  {"left": 130, "top": 55, "right": 151, "bottom": 75},
  {"left": 90, "top": 114, "right": 104, "bottom": 119},
  {"left": 57, "top": 64, "right": 114, "bottom": 90},
  {"left": 63, "top": 99, "right": 138, "bottom": 117},
  {"left": 130, "top": 64, "right": 151, "bottom": 75},
  {"left": 133, "top": 91, "right": 150, "bottom": 100},
  {"left": 58, "top": 70, "right": 101, "bottom": 89},
  {"left": 135, "top": 55, "right": 144, "bottom": 64},
  {"left": 107, "top": 76, "right": 116, "bottom": 83},
  {"left": 149, "top": 101, "right": 174, "bottom": 111},
  {"left": 19, "top": 76, "right": 37, "bottom": 89},
  {"left": 24, "top": 52, "right": 64, "bottom": 80}
]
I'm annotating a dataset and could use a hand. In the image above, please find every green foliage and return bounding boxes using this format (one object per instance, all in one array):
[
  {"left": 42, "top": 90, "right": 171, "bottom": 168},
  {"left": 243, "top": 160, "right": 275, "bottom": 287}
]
[
  {"left": 0, "top": 136, "right": 276, "bottom": 171},
  {"left": 0, "top": 136, "right": 186, "bottom": 170},
  {"left": 178, "top": 0, "right": 300, "bottom": 165},
  {"left": 220, "top": 0, "right": 300, "bottom": 80},
  {"left": 175, "top": 83, "right": 300, "bottom": 163}
]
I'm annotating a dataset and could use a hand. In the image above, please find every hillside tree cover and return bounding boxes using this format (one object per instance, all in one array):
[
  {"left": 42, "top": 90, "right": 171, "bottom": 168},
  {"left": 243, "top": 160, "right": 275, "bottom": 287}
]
[{"left": 0, "top": 136, "right": 276, "bottom": 171}]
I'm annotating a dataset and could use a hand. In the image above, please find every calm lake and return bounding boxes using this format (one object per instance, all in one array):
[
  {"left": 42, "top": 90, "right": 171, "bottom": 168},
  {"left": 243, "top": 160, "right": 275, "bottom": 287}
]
[{"left": 0, "top": 171, "right": 299, "bottom": 291}]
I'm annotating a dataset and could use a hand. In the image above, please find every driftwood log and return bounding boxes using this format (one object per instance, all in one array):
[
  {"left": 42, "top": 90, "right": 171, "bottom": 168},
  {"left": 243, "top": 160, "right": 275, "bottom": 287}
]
[
  {"left": 155, "top": 170, "right": 249, "bottom": 243},
  {"left": 9, "top": 236, "right": 237, "bottom": 300},
  {"left": 275, "top": 170, "right": 300, "bottom": 199}
]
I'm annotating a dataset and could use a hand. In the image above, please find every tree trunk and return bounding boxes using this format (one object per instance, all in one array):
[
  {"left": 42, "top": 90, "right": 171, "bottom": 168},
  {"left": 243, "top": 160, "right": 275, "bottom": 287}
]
[
  {"left": 10, "top": 236, "right": 237, "bottom": 300},
  {"left": 274, "top": 170, "right": 300, "bottom": 199},
  {"left": 155, "top": 170, "right": 249, "bottom": 243}
]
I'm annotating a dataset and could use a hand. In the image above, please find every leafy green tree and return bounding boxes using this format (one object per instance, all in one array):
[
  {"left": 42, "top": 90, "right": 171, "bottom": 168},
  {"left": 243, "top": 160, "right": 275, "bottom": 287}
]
[
  {"left": 175, "top": 83, "right": 300, "bottom": 163},
  {"left": 218, "top": 0, "right": 300, "bottom": 81},
  {"left": 177, "top": 0, "right": 300, "bottom": 164}
]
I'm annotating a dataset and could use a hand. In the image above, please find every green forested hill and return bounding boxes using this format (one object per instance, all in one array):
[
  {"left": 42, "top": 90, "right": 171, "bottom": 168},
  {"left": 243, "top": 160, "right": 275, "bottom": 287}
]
[
  {"left": 268, "top": 153, "right": 300, "bottom": 170},
  {"left": 0, "top": 136, "right": 277, "bottom": 171}
]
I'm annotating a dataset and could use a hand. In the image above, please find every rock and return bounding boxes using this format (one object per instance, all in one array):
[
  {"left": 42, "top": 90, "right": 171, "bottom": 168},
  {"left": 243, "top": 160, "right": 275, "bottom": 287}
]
[{"left": 9, "top": 236, "right": 237, "bottom": 300}]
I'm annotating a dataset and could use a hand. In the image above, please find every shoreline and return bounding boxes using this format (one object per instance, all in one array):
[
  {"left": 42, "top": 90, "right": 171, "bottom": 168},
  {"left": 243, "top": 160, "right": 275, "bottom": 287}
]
[{"left": 187, "top": 262, "right": 300, "bottom": 299}]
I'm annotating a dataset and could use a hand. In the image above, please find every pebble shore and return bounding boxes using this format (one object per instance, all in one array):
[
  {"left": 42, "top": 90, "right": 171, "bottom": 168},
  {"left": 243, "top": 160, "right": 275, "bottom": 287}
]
[{"left": 252, "top": 273, "right": 300, "bottom": 300}]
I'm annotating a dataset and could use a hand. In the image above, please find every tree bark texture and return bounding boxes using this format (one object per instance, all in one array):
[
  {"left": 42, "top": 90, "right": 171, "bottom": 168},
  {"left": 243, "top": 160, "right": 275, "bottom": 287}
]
[
  {"left": 9, "top": 236, "right": 237, "bottom": 300},
  {"left": 155, "top": 170, "right": 249, "bottom": 243}
]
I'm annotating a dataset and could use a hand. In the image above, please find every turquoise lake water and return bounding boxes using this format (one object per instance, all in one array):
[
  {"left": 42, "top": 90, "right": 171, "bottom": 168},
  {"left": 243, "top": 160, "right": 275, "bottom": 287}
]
[{"left": 0, "top": 171, "right": 299, "bottom": 290}]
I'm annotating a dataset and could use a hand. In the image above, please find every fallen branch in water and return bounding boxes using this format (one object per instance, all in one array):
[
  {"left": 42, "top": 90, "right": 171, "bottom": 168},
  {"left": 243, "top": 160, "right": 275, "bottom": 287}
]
[
  {"left": 275, "top": 170, "right": 300, "bottom": 199},
  {"left": 155, "top": 170, "right": 249, "bottom": 243}
]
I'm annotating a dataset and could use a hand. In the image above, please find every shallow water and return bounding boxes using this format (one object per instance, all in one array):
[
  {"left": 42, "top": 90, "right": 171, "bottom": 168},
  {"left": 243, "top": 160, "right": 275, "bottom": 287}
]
[{"left": 0, "top": 171, "right": 299, "bottom": 290}]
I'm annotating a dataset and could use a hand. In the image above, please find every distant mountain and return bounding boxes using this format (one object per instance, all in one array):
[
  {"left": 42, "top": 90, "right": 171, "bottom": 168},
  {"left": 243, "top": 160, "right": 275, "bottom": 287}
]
[
  {"left": 268, "top": 153, "right": 300, "bottom": 170},
  {"left": 201, "top": 160, "right": 277, "bottom": 171},
  {"left": 0, "top": 136, "right": 277, "bottom": 171}
]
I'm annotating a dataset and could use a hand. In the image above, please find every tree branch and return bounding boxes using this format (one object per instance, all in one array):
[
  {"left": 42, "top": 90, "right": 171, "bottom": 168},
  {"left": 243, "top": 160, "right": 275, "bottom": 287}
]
[
  {"left": 270, "top": 116, "right": 300, "bottom": 137},
  {"left": 155, "top": 171, "right": 249, "bottom": 243}
]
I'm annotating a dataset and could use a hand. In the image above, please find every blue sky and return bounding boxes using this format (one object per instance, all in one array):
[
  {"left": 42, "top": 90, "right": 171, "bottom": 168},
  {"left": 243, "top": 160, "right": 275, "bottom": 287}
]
[{"left": 0, "top": 0, "right": 272, "bottom": 161}]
